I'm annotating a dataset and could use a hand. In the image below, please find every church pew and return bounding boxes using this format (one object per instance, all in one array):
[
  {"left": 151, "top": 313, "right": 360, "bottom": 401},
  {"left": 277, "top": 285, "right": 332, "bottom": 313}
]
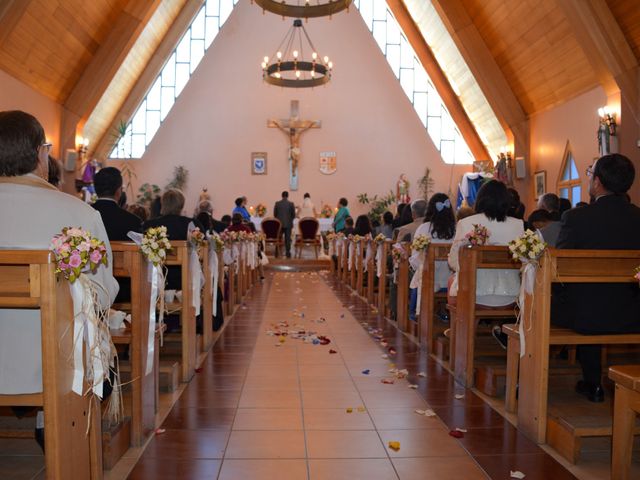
[
  {"left": 349, "top": 238, "right": 357, "bottom": 290},
  {"left": 418, "top": 243, "right": 452, "bottom": 351},
  {"left": 395, "top": 242, "right": 411, "bottom": 334},
  {"left": 201, "top": 242, "right": 214, "bottom": 354},
  {"left": 355, "top": 239, "right": 365, "bottom": 296},
  {"left": 377, "top": 240, "right": 391, "bottom": 316},
  {"left": 366, "top": 239, "right": 376, "bottom": 305},
  {"left": 609, "top": 365, "right": 640, "bottom": 480},
  {"left": 110, "top": 242, "right": 156, "bottom": 448},
  {"left": 341, "top": 238, "right": 349, "bottom": 284},
  {"left": 501, "top": 249, "right": 640, "bottom": 446},
  {"left": 0, "top": 250, "right": 102, "bottom": 479},
  {"left": 226, "top": 264, "right": 236, "bottom": 316},
  {"left": 163, "top": 241, "right": 196, "bottom": 383},
  {"left": 329, "top": 237, "right": 337, "bottom": 275},
  {"left": 450, "top": 246, "right": 519, "bottom": 387}
]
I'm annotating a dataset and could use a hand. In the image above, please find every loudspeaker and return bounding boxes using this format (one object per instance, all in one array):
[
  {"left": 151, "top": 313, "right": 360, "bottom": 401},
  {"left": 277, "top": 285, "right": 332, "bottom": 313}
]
[
  {"left": 64, "top": 149, "right": 77, "bottom": 172},
  {"left": 515, "top": 156, "right": 526, "bottom": 179}
]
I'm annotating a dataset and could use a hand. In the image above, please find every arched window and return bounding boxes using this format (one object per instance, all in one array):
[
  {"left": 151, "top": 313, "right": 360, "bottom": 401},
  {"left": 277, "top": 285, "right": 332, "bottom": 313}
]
[{"left": 557, "top": 142, "right": 581, "bottom": 206}]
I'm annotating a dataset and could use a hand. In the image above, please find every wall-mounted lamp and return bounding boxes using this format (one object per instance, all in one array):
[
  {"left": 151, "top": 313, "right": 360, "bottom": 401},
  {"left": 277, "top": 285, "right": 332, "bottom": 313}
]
[{"left": 598, "top": 107, "right": 616, "bottom": 136}]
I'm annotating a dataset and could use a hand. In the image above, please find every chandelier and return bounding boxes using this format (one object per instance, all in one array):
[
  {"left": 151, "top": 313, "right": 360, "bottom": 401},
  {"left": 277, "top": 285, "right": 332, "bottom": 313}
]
[
  {"left": 261, "top": 19, "right": 332, "bottom": 88},
  {"left": 253, "top": 0, "right": 352, "bottom": 20}
]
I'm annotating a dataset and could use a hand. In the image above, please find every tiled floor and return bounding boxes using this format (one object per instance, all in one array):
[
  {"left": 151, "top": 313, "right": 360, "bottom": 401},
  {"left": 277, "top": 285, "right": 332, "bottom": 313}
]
[{"left": 125, "top": 270, "right": 577, "bottom": 480}]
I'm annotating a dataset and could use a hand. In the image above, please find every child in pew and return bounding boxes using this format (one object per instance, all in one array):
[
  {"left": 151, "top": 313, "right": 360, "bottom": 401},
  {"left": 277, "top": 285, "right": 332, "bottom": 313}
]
[{"left": 408, "top": 193, "right": 456, "bottom": 321}]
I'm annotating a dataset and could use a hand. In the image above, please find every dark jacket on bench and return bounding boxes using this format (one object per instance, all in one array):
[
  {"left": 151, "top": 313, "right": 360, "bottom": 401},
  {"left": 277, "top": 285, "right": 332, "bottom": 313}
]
[{"left": 552, "top": 194, "right": 640, "bottom": 334}]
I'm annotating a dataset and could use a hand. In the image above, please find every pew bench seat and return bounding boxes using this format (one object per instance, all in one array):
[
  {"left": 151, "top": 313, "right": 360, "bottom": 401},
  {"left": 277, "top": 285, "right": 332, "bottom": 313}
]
[{"left": 609, "top": 365, "right": 640, "bottom": 479}]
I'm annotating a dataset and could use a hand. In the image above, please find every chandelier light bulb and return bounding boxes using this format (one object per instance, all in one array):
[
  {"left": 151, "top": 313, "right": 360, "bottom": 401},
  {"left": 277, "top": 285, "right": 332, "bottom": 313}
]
[
  {"left": 312, "top": 52, "right": 318, "bottom": 60},
  {"left": 275, "top": 72, "right": 281, "bottom": 78},
  {"left": 311, "top": 70, "right": 316, "bottom": 77},
  {"left": 296, "top": 70, "right": 301, "bottom": 78},
  {"left": 263, "top": 56, "right": 269, "bottom": 63},
  {"left": 293, "top": 50, "right": 299, "bottom": 59},
  {"left": 277, "top": 51, "right": 282, "bottom": 59},
  {"left": 261, "top": 61, "right": 267, "bottom": 69},
  {"left": 328, "top": 61, "right": 333, "bottom": 69},
  {"left": 323, "top": 55, "right": 329, "bottom": 64}
]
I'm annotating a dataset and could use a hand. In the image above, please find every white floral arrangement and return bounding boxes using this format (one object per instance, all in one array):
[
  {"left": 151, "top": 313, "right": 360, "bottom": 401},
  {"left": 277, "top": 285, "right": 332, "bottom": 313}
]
[
  {"left": 391, "top": 243, "right": 408, "bottom": 264},
  {"left": 142, "top": 226, "right": 172, "bottom": 266},
  {"left": 411, "top": 234, "right": 431, "bottom": 252},
  {"left": 374, "top": 233, "right": 386, "bottom": 244},
  {"left": 50, "top": 227, "right": 108, "bottom": 283},
  {"left": 211, "top": 234, "right": 224, "bottom": 252},
  {"left": 220, "top": 231, "right": 238, "bottom": 244},
  {"left": 326, "top": 232, "right": 337, "bottom": 242},
  {"left": 508, "top": 229, "right": 547, "bottom": 262}
]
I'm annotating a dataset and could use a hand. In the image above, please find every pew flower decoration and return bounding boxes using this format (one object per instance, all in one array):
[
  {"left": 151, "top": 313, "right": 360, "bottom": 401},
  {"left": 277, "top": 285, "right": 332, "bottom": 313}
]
[
  {"left": 188, "top": 227, "right": 207, "bottom": 248},
  {"left": 465, "top": 224, "right": 490, "bottom": 246},
  {"left": 326, "top": 232, "right": 337, "bottom": 242},
  {"left": 508, "top": 229, "right": 547, "bottom": 263},
  {"left": 220, "top": 231, "right": 238, "bottom": 244},
  {"left": 411, "top": 234, "right": 431, "bottom": 252},
  {"left": 391, "top": 243, "right": 408, "bottom": 264},
  {"left": 50, "top": 227, "right": 108, "bottom": 283},
  {"left": 509, "top": 229, "right": 547, "bottom": 359},
  {"left": 142, "top": 226, "right": 172, "bottom": 266},
  {"left": 634, "top": 266, "right": 640, "bottom": 283},
  {"left": 256, "top": 203, "right": 267, "bottom": 217},
  {"left": 320, "top": 204, "right": 333, "bottom": 218},
  {"left": 352, "top": 234, "right": 363, "bottom": 244},
  {"left": 374, "top": 233, "right": 386, "bottom": 244},
  {"left": 211, "top": 234, "right": 225, "bottom": 252}
]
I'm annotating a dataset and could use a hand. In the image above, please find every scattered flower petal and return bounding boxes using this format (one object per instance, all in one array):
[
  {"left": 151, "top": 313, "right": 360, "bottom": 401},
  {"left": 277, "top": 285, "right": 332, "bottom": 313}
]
[
  {"left": 155, "top": 428, "right": 166, "bottom": 435},
  {"left": 454, "top": 394, "right": 465, "bottom": 400},
  {"left": 381, "top": 354, "right": 389, "bottom": 359},
  {"left": 381, "top": 378, "right": 395, "bottom": 384},
  {"left": 449, "top": 430, "right": 464, "bottom": 438},
  {"left": 417, "top": 372, "right": 427, "bottom": 377},
  {"left": 455, "top": 428, "right": 468, "bottom": 433},
  {"left": 388, "top": 347, "right": 397, "bottom": 355},
  {"left": 414, "top": 409, "right": 436, "bottom": 417},
  {"left": 357, "top": 406, "right": 366, "bottom": 412},
  {"left": 346, "top": 407, "right": 353, "bottom": 413},
  {"left": 195, "top": 368, "right": 203, "bottom": 373},
  {"left": 361, "top": 369, "right": 370, "bottom": 375},
  {"left": 329, "top": 349, "right": 338, "bottom": 354},
  {"left": 510, "top": 471, "right": 526, "bottom": 479},
  {"left": 408, "top": 384, "right": 418, "bottom": 389},
  {"left": 388, "top": 441, "right": 401, "bottom": 451}
]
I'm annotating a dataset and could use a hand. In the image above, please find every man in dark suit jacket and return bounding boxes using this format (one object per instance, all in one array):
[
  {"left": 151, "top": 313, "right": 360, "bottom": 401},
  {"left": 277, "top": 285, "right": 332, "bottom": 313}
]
[
  {"left": 552, "top": 153, "right": 640, "bottom": 402},
  {"left": 274, "top": 191, "right": 295, "bottom": 258},
  {"left": 93, "top": 167, "right": 142, "bottom": 240},
  {"left": 93, "top": 167, "right": 143, "bottom": 304}
]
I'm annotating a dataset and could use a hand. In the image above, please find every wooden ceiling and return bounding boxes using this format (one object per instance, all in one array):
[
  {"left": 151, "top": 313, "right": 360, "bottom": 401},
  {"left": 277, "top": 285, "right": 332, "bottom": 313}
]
[
  {"left": 457, "top": 0, "right": 600, "bottom": 115},
  {"left": 0, "top": 0, "right": 126, "bottom": 103},
  {"left": 606, "top": 0, "right": 640, "bottom": 62}
]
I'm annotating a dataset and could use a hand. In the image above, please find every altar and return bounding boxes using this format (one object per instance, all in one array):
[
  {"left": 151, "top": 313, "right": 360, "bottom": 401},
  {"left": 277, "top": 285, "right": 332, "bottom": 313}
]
[{"left": 251, "top": 217, "right": 333, "bottom": 233}]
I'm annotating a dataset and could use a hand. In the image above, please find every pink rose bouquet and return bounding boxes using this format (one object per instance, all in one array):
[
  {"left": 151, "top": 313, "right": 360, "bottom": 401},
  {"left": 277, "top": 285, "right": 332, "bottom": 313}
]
[
  {"left": 50, "top": 227, "right": 108, "bottom": 283},
  {"left": 465, "top": 224, "right": 490, "bottom": 246},
  {"left": 188, "top": 227, "right": 207, "bottom": 248}
]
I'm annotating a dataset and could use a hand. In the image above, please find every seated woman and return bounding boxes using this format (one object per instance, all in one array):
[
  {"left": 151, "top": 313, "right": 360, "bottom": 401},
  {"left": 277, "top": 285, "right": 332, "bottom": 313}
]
[
  {"left": 225, "top": 213, "right": 253, "bottom": 233},
  {"left": 143, "top": 189, "right": 204, "bottom": 330},
  {"left": 354, "top": 214, "right": 372, "bottom": 236},
  {"left": 448, "top": 180, "right": 523, "bottom": 307}
]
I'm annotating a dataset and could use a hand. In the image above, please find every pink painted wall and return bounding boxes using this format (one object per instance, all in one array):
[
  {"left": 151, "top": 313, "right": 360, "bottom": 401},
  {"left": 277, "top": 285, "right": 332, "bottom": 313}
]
[
  {"left": 114, "top": 0, "right": 469, "bottom": 218},
  {"left": 0, "top": 69, "right": 62, "bottom": 158},
  {"left": 529, "top": 86, "right": 607, "bottom": 210}
]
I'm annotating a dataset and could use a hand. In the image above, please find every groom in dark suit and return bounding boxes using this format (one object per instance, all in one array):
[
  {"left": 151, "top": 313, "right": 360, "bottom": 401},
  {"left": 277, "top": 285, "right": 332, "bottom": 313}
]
[
  {"left": 552, "top": 153, "right": 640, "bottom": 402},
  {"left": 274, "top": 191, "right": 296, "bottom": 258},
  {"left": 93, "top": 167, "right": 142, "bottom": 240}
]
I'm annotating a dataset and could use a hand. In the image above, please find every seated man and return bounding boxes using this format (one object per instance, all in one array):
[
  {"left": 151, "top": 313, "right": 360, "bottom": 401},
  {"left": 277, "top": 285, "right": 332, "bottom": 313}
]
[
  {"left": 93, "top": 167, "right": 142, "bottom": 240},
  {"left": 395, "top": 199, "right": 427, "bottom": 243},
  {"left": 0, "top": 110, "right": 119, "bottom": 446},
  {"left": 552, "top": 153, "right": 640, "bottom": 402}
]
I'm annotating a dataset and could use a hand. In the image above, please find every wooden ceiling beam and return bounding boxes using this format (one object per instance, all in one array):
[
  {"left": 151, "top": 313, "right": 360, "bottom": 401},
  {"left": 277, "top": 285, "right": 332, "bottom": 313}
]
[
  {"left": 428, "top": 0, "right": 529, "bottom": 158},
  {"left": 386, "top": 0, "right": 491, "bottom": 162},
  {"left": 93, "top": 0, "right": 206, "bottom": 161}
]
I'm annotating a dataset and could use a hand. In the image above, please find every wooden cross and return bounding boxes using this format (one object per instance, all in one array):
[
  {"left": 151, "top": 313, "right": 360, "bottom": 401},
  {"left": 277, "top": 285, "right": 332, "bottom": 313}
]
[{"left": 268, "top": 100, "right": 321, "bottom": 191}]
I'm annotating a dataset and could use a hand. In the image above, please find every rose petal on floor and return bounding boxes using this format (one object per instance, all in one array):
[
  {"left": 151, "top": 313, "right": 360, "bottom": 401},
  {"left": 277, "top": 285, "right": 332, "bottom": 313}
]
[
  {"left": 449, "top": 430, "right": 464, "bottom": 438},
  {"left": 510, "top": 471, "right": 526, "bottom": 479},
  {"left": 388, "top": 441, "right": 401, "bottom": 451}
]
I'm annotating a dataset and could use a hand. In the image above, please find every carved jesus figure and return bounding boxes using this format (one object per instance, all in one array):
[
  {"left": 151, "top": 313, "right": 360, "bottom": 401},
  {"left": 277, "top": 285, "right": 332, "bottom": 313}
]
[{"left": 271, "top": 120, "right": 315, "bottom": 172}]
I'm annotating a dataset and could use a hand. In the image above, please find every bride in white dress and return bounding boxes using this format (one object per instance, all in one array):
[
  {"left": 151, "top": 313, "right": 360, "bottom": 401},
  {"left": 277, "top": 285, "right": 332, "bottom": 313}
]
[{"left": 298, "top": 192, "right": 318, "bottom": 218}]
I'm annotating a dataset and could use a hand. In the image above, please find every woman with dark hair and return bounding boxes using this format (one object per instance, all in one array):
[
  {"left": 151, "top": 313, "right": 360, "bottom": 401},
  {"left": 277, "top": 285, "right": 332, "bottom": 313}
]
[
  {"left": 448, "top": 180, "right": 523, "bottom": 307},
  {"left": 47, "top": 155, "right": 62, "bottom": 188},
  {"left": 354, "top": 214, "right": 372, "bottom": 236},
  {"left": 408, "top": 194, "right": 456, "bottom": 320},
  {"left": 506, "top": 187, "right": 525, "bottom": 220},
  {"left": 377, "top": 211, "right": 394, "bottom": 239},
  {"left": 392, "top": 202, "right": 415, "bottom": 240},
  {"left": 392, "top": 203, "right": 408, "bottom": 230}
]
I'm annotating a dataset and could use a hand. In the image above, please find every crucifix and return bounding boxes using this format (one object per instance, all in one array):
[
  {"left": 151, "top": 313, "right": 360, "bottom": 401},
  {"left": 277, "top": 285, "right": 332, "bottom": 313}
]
[{"left": 268, "top": 100, "right": 321, "bottom": 191}]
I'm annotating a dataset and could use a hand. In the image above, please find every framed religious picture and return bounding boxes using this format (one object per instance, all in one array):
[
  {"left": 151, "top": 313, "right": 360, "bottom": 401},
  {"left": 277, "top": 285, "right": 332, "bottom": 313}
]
[
  {"left": 534, "top": 170, "right": 546, "bottom": 200},
  {"left": 251, "top": 152, "right": 267, "bottom": 175},
  {"left": 319, "top": 151, "right": 337, "bottom": 175}
]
